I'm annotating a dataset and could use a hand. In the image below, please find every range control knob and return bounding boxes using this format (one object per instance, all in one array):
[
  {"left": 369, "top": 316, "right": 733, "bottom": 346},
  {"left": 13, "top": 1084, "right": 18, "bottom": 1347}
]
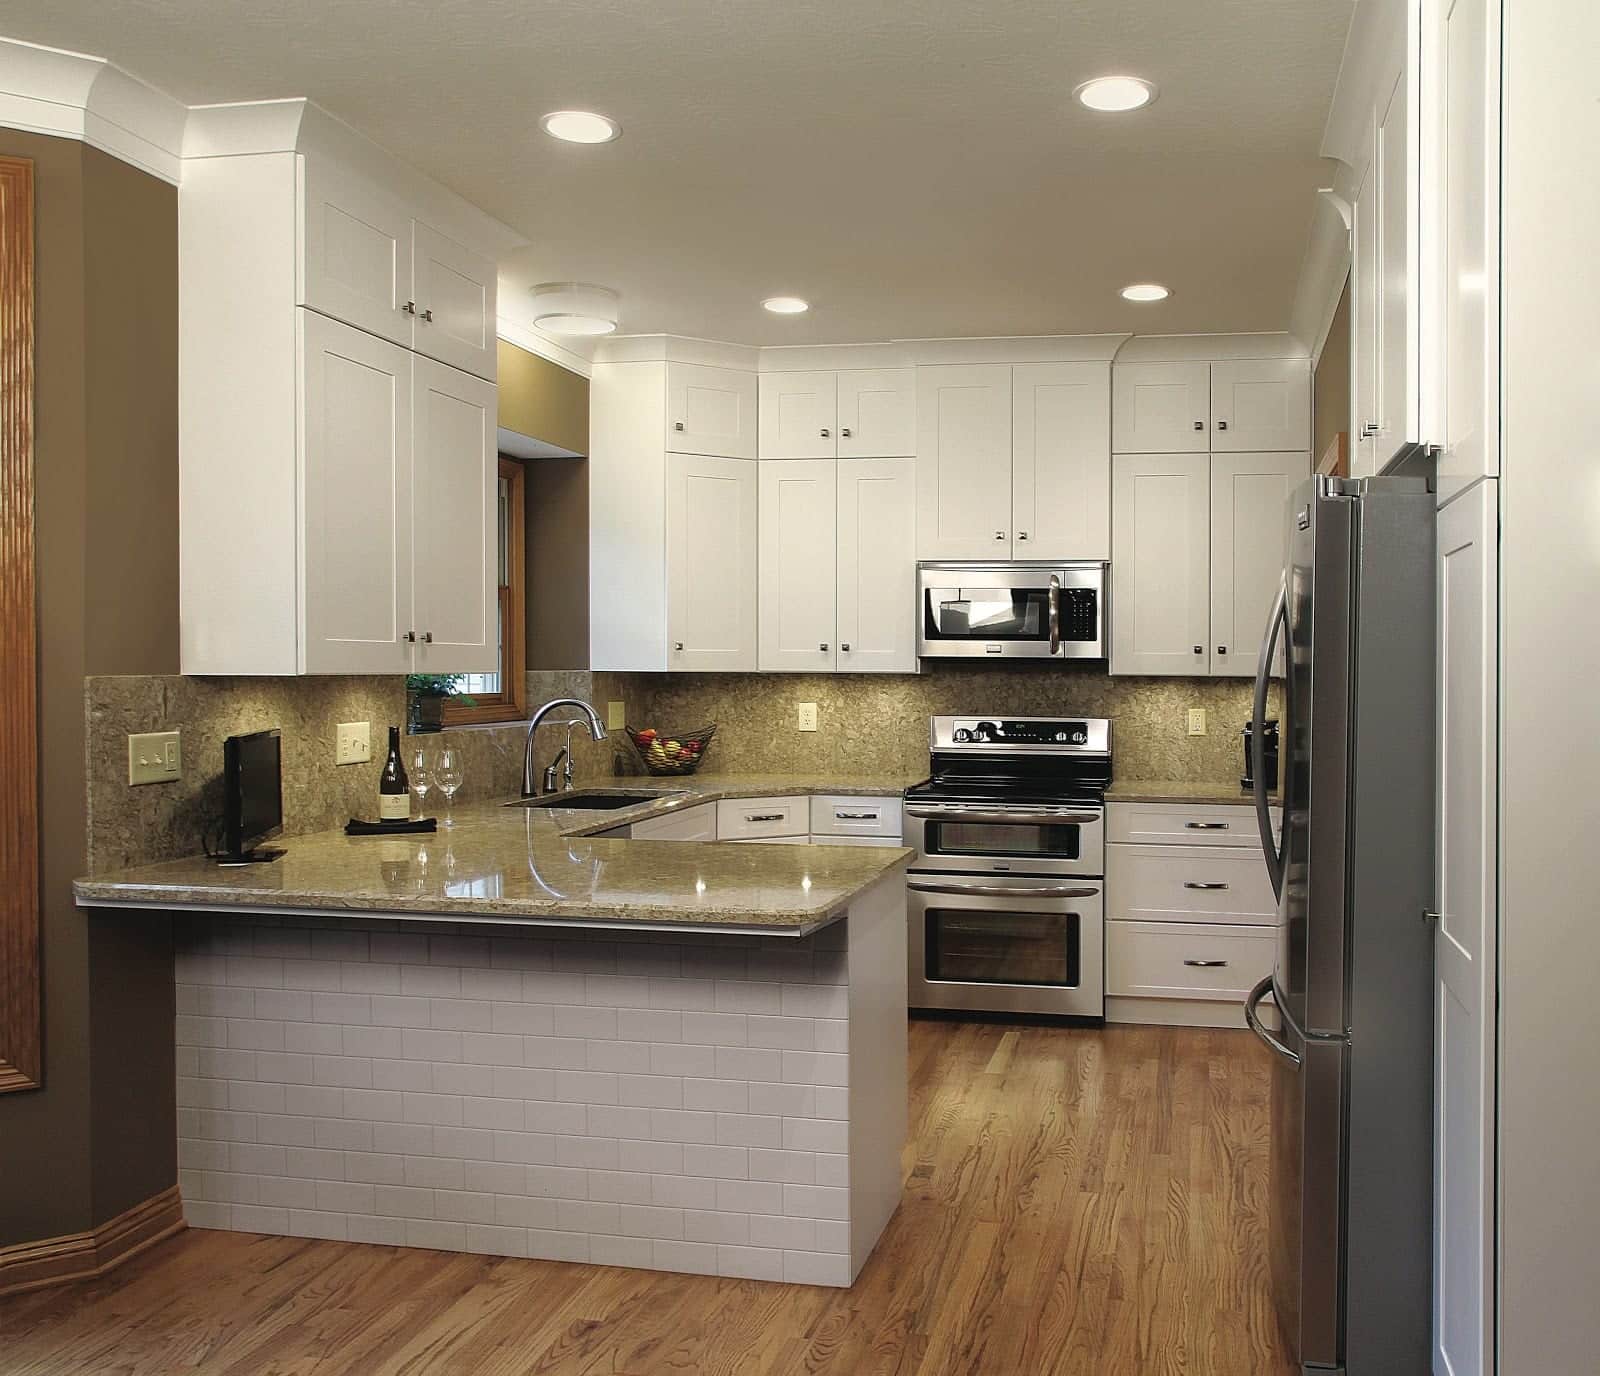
[
  {"left": 953, "top": 728, "right": 972, "bottom": 743},
  {"left": 1072, "top": 731, "right": 1087, "bottom": 744},
  {"left": 1054, "top": 731, "right": 1070, "bottom": 742}
]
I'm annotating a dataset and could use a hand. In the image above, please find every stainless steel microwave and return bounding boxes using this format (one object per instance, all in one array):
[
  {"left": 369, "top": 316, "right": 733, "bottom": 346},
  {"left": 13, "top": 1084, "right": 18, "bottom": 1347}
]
[{"left": 917, "top": 561, "right": 1107, "bottom": 660}]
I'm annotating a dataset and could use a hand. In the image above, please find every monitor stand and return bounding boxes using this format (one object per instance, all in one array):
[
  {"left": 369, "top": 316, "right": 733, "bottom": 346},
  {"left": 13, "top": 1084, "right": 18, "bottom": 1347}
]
[{"left": 213, "top": 846, "right": 285, "bottom": 867}]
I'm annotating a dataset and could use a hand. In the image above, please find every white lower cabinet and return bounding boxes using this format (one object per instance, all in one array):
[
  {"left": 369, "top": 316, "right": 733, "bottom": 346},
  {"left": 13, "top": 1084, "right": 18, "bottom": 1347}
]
[
  {"left": 1105, "top": 801, "right": 1277, "bottom": 1027},
  {"left": 667, "top": 453, "right": 758, "bottom": 671},
  {"left": 715, "top": 796, "right": 810, "bottom": 840},
  {"left": 628, "top": 803, "right": 718, "bottom": 842},
  {"left": 809, "top": 795, "right": 902, "bottom": 839}
]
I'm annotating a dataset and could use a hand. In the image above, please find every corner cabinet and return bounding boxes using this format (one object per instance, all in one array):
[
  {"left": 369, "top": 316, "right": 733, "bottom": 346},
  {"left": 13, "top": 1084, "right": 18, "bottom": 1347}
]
[{"left": 179, "top": 134, "right": 501, "bottom": 676}]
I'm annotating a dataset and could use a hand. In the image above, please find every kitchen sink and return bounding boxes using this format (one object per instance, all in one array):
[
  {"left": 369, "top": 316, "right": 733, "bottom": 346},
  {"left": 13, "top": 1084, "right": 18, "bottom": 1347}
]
[{"left": 507, "top": 790, "right": 677, "bottom": 811}]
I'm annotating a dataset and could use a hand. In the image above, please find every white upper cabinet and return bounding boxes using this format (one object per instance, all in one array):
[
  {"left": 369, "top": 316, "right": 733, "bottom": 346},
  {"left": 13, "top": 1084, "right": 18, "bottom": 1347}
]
[
  {"left": 1111, "top": 453, "right": 1212, "bottom": 675},
  {"left": 1112, "top": 363, "right": 1211, "bottom": 452},
  {"left": 1208, "top": 452, "right": 1305, "bottom": 677},
  {"left": 667, "top": 452, "right": 758, "bottom": 670},
  {"left": 758, "top": 372, "right": 838, "bottom": 459},
  {"left": 1352, "top": 136, "right": 1382, "bottom": 478},
  {"left": 411, "top": 357, "right": 497, "bottom": 673},
  {"left": 837, "top": 368, "right": 915, "bottom": 458},
  {"left": 759, "top": 459, "right": 838, "bottom": 671},
  {"left": 300, "top": 162, "right": 413, "bottom": 350},
  {"left": 1011, "top": 362, "right": 1111, "bottom": 560},
  {"left": 1377, "top": 67, "right": 1418, "bottom": 461},
  {"left": 915, "top": 364, "right": 1014, "bottom": 558},
  {"left": 410, "top": 222, "right": 497, "bottom": 381},
  {"left": 667, "top": 363, "right": 758, "bottom": 458},
  {"left": 1208, "top": 360, "right": 1312, "bottom": 453},
  {"left": 837, "top": 457, "right": 917, "bottom": 673},
  {"left": 300, "top": 312, "right": 414, "bottom": 675}
]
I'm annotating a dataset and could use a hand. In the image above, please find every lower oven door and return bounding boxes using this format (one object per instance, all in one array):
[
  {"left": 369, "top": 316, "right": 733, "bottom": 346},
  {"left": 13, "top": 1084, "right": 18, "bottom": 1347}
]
[
  {"left": 903, "top": 803, "right": 1104, "bottom": 877},
  {"left": 907, "top": 875, "right": 1104, "bottom": 1018}
]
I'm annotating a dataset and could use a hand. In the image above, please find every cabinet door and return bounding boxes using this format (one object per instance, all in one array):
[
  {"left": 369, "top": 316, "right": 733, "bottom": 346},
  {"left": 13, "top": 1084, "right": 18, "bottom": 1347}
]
[
  {"left": 758, "top": 459, "right": 837, "bottom": 672},
  {"left": 758, "top": 372, "right": 837, "bottom": 460},
  {"left": 837, "top": 368, "right": 915, "bottom": 457},
  {"left": 1434, "top": 481, "right": 1497, "bottom": 1376},
  {"left": 412, "top": 357, "right": 498, "bottom": 675},
  {"left": 1209, "top": 452, "right": 1306, "bottom": 678},
  {"left": 1209, "top": 360, "right": 1311, "bottom": 453},
  {"left": 1110, "top": 453, "right": 1211, "bottom": 675},
  {"left": 299, "top": 311, "right": 413, "bottom": 674},
  {"left": 667, "top": 453, "right": 757, "bottom": 670},
  {"left": 299, "top": 162, "right": 413, "bottom": 348},
  {"left": 1351, "top": 141, "right": 1381, "bottom": 478},
  {"left": 411, "top": 221, "right": 497, "bottom": 382},
  {"left": 1011, "top": 361, "right": 1111, "bottom": 560},
  {"left": 1431, "top": 0, "right": 1500, "bottom": 507},
  {"left": 914, "top": 364, "right": 1013, "bottom": 558},
  {"left": 1377, "top": 66, "right": 1417, "bottom": 464},
  {"left": 1112, "top": 362, "right": 1211, "bottom": 453},
  {"left": 666, "top": 363, "right": 757, "bottom": 459},
  {"left": 837, "top": 457, "right": 917, "bottom": 673}
]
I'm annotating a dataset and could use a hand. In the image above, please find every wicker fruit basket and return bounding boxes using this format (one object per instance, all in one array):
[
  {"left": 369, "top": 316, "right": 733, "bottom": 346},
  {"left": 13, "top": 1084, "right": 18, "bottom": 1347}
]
[{"left": 626, "top": 724, "right": 717, "bottom": 776}]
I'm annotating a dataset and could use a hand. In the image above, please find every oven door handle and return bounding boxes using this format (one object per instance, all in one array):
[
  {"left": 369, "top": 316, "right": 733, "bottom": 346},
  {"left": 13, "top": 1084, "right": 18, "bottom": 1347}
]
[
  {"left": 903, "top": 807, "right": 1101, "bottom": 826},
  {"left": 907, "top": 881, "right": 1101, "bottom": 899}
]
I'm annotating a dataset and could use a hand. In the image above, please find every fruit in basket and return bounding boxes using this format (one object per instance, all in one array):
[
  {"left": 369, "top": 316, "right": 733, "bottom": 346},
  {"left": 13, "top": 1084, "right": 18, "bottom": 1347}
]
[{"left": 663, "top": 740, "right": 681, "bottom": 758}]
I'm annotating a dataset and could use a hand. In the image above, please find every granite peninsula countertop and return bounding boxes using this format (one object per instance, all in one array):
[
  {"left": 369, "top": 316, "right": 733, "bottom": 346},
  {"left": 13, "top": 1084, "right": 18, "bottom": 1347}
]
[{"left": 72, "top": 774, "right": 919, "bottom": 936}]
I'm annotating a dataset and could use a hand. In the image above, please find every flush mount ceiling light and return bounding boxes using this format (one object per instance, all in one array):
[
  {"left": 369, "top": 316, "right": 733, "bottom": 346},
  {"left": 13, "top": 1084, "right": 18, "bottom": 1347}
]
[
  {"left": 1120, "top": 282, "right": 1171, "bottom": 302},
  {"left": 762, "top": 296, "right": 810, "bottom": 315},
  {"left": 531, "top": 282, "right": 620, "bottom": 335},
  {"left": 1074, "top": 76, "right": 1158, "bottom": 113},
  {"left": 540, "top": 110, "right": 621, "bottom": 144}
]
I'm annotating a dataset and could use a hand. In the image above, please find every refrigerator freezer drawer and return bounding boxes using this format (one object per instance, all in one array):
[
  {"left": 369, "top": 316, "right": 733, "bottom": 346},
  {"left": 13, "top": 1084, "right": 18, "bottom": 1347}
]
[
  {"left": 1106, "top": 920, "right": 1275, "bottom": 1001},
  {"left": 1106, "top": 844, "right": 1277, "bottom": 924}
]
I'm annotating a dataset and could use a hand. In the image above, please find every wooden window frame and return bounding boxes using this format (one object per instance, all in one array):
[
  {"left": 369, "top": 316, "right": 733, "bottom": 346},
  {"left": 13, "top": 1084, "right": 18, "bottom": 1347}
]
[
  {"left": 0, "top": 155, "right": 41, "bottom": 1093},
  {"left": 442, "top": 455, "right": 527, "bottom": 726}
]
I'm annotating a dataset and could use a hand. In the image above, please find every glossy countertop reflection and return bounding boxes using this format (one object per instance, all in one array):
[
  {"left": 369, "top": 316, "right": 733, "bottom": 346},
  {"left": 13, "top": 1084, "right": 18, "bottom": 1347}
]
[{"left": 73, "top": 775, "right": 918, "bottom": 934}]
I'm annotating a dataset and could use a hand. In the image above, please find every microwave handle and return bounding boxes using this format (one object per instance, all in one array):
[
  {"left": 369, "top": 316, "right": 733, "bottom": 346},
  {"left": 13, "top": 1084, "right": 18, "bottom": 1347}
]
[{"left": 1048, "top": 573, "right": 1061, "bottom": 655}]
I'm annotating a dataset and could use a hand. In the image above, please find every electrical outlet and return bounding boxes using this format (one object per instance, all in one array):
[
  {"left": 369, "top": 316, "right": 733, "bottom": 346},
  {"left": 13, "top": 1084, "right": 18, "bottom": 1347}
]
[
  {"left": 607, "top": 700, "right": 626, "bottom": 731},
  {"left": 336, "top": 721, "right": 371, "bottom": 765},
  {"left": 1187, "top": 708, "right": 1207, "bottom": 737},
  {"left": 797, "top": 702, "right": 819, "bottom": 732},
  {"left": 128, "top": 731, "right": 181, "bottom": 786}
]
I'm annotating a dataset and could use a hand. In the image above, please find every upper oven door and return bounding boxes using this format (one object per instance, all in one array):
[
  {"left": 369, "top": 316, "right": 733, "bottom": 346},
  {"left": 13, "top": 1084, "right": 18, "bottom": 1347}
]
[
  {"left": 917, "top": 562, "right": 1105, "bottom": 660},
  {"left": 904, "top": 801, "right": 1105, "bottom": 877}
]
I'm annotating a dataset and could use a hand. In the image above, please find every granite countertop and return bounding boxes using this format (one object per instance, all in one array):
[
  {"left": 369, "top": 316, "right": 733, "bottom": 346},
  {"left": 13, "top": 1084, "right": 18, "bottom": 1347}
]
[
  {"left": 1106, "top": 779, "right": 1264, "bottom": 806},
  {"left": 72, "top": 773, "right": 919, "bottom": 936}
]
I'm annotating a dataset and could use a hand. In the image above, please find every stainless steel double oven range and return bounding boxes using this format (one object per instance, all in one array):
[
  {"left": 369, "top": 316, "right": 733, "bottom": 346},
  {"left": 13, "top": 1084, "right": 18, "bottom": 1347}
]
[{"left": 903, "top": 716, "right": 1111, "bottom": 1019}]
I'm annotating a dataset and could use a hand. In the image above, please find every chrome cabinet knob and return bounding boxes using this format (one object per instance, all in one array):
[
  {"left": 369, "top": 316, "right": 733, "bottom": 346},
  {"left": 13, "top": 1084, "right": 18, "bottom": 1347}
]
[
  {"left": 422, "top": 631, "right": 433, "bottom": 644},
  {"left": 674, "top": 422, "right": 685, "bottom": 432},
  {"left": 402, "top": 301, "right": 417, "bottom": 315},
  {"left": 1017, "top": 531, "right": 1029, "bottom": 541},
  {"left": 1217, "top": 645, "right": 1228, "bottom": 655},
  {"left": 820, "top": 643, "right": 829, "bottom": 652},
  {"left": 1193, "top": 644, "right": 1203, "bottom": 654},
  {"left": 841, "top": 643, "right": 850, "bottom": 652},
  {"left": 1217, "top": 419, "right": 1228, "bottom": 431},
  {"left": 994, "top": 530, "right": 1006, "bottom": 541},
  {"left": 841, "top": 427, "right": 852, "bottom": 437},
  {"left": 420, "top": 308, "right": 434, "bottom": 322},
  {"left": 674, "top": 641, "right": 684, "bottom": 651},
  {"left": 820, "top": 428, "right": 830, "bottom": 438},
  {"left": 1193, "top": 420, "right": 1204, "bottom": 431},
  {"left": 404, "top": 630, "right": 417, "bottom": 643}
]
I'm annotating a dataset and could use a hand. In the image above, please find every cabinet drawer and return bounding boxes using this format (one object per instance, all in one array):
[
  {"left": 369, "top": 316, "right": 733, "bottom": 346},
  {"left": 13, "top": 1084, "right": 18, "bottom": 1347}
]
[
  {"left": 1106, "top": 921, "right": 1275, "bottom": 1002},
  {"left": 808, "top": 795, "right": 902, "bottom": 839},
  {"left": 715, "top": 796, "right": 809, "bottom": 839},
  {"left": 726, "top": 835, "right": 809, "bottom": 845},
  {"left": 1107, "top": 800, "right": 1276, "bottom": 847},
  {"left": 809, "top": 835, "right": 904, "bottom": 848},
  {"left": 630, "top": 802, "right": 717, "bottom": 842},
  {"left": 1107, "top": 845, "right": 1276, "bottom": 925}
]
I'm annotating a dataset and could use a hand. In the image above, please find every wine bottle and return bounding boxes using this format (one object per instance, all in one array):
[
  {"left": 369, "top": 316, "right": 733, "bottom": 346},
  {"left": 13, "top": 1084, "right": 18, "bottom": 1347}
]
[{"left": 379, "top": 726, "right": 410, "bottom": 821}]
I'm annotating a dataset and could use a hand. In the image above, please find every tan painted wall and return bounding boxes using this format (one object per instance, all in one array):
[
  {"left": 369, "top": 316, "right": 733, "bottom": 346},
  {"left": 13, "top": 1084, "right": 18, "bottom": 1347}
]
[
  {"left": 497, "top": 339, "right": 588, "bottom": 456},
  {"left": 1313, "top": 278, "right": 1350, "bottom": 469}
]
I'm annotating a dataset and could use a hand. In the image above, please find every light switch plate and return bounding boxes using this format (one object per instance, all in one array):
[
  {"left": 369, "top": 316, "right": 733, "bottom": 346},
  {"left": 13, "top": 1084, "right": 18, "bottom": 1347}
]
[
  {"left": 797, "top": 702, "right": 819, "bottom": 732},
  {"left": 128, "top": 731, "right": 181, "bottom": 786},
  {"left": 1187, "top": 708, "right": 1207, "bottom": 737},
  {"left": 607, "top": 700, "right": 626, "bottom": 731},
  {"left": 337, "top": 721, "right": 371, "bottom": 765}
]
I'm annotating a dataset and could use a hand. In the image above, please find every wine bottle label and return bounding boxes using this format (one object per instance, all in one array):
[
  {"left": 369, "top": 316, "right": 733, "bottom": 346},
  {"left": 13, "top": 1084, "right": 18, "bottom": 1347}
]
[{"left": 379, "top": 793, "right": 410, "bottom": 821}]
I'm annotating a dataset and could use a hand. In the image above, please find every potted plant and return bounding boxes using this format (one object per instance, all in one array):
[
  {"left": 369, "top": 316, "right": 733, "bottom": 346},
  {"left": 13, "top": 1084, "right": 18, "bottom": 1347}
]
[{"left": 405, "top": 674, "right": 475, "bottom": 733}]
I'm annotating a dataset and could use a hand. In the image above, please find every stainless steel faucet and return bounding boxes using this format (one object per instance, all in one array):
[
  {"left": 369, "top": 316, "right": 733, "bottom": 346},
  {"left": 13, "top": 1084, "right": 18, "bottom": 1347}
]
[{"left": 523, "top": 698, "right": 607, "bottom": 797}]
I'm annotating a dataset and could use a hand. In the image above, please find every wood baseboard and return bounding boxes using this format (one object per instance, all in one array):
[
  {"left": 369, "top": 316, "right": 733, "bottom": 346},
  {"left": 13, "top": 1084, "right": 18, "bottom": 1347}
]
[{"left": 0, "top": 1186, "right": 184, "bottom": 1297}]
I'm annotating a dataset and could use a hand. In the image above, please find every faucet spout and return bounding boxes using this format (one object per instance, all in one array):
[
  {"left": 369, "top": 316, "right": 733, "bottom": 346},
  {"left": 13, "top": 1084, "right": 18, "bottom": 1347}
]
[{"left": 523, "top": 698, "right": 608, "bottom": 797}]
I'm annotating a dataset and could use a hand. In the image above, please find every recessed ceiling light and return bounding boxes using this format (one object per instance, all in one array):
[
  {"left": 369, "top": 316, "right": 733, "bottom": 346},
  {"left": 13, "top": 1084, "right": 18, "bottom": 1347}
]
[
  {"left": 1120, "top": 283, "right": 1171, "bottom": 303},
  {"left": 531, "top": 282, "right": 620, "bottom": 335},
  {"left": 540, "top": 110, "right": 621, "bottom": 144},
  {"left": 762, "top": 296, "right": 809, "bottom": 315},
  {"left": 1074, "top": 76, "right": 1158, "bottom": 113}
]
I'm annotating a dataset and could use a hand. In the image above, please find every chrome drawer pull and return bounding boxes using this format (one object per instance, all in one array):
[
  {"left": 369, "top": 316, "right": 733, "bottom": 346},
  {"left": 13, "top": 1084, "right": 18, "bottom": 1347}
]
[
  {"left": 1185, "top": 821, "right": 1230, "bottom": 830},
  {"left": 1183, "top": 881, "right": 1230, "bottom": 890},
  {"left": 907, "top": 882, "right": 1099, "bottom": 899},
  {"left": 834, "top": 811, "right": 878, "bottom": 821},
  {"left": 744, "top": 813, "right": 785, "bottom": 823},
  {"left": 1183, "top": 959, "right": 1228, "bottom": 968}
]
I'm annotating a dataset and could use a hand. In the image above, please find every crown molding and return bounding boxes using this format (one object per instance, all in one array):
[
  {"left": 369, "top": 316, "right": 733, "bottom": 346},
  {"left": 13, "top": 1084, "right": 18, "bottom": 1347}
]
[
  {"left": 0, "top": 37, "right": 186, "bottom": 182},
  {"left": 1113, "top": 332, "right": 1310, "bottom": 364},
  {"left": 496, "top": 316, "right": 593, "bottom": 378}
]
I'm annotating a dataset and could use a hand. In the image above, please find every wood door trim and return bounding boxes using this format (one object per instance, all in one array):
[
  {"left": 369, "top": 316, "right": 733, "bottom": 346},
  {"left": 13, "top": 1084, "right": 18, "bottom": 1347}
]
[
  {"left": 0, "top": 154, "right": 40, "bottom": 1094},
  {"left": 0, "top": 1186, "right": 185, "bottom": 1297}
]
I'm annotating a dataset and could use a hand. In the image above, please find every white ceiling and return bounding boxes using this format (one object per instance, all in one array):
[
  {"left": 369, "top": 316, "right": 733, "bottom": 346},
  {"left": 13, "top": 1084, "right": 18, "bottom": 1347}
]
[{"left": 7, "top": 0, "right": 1353, "bottom": 347}]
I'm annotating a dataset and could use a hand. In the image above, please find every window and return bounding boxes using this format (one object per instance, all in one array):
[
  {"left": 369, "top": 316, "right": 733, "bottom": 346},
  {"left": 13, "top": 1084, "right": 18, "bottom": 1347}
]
[{"left": 440, "top": 456, "right": 526, "bottom": 725}]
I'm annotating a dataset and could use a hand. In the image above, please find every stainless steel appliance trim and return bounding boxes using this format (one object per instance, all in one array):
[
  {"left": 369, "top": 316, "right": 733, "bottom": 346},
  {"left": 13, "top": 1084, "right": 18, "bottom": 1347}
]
[
  {"left": 1245, "top": 974, "right": 1300, "bottom": 1066},
  {"left": 1253, "top": 572, "right": 1290, "bottom": 898},
  {"left": 908, "top": 881, "right": 1100, "bottom": 899},
  {"left": 1048, "top": 572, "right": 1061, "bottom": 655},
  {"left": 902, "top": 803, "right": 1105, "bottom": 879},
  {"left": 916, "top": 561, "right": 1106, "bottom": 661},
  {"left": 904, "top": 806, "right": 1100, "bottom": 826}
]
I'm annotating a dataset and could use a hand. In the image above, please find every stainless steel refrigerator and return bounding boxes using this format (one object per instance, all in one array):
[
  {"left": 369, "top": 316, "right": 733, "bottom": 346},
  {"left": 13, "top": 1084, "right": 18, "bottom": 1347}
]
[{"left": 1243, "top": 475, "right": 1435, "bottom": 1375}]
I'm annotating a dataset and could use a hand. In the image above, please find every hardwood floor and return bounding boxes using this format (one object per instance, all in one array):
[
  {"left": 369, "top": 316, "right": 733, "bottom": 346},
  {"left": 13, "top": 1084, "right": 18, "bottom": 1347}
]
[{"left": 0, "top": 1020, "right": 1289, "bottom": 1375}]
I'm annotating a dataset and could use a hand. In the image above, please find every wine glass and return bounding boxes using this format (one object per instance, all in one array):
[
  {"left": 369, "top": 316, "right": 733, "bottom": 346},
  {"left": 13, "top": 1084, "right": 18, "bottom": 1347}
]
[
  {"left": 433, "top": 747, "right": 464, "bottom": 828},
  {"left": 409, "top": 747, "right": 433, "bottom": 819}
]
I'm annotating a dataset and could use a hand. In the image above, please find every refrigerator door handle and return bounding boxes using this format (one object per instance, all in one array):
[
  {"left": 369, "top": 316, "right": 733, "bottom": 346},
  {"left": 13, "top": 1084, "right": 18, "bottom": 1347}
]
[
  {"left": 1245, "top": 974, "right": 1300, "bottom": 1066},
  {"left": 1253, "top": 572, "right": 1289, "bottom": 899}
]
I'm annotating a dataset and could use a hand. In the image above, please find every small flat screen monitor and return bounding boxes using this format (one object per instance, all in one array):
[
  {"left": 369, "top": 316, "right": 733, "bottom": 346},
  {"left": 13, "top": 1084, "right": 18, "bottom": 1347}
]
[{"left": 222, "top": 729, "right": 283, "bottom": 860}]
